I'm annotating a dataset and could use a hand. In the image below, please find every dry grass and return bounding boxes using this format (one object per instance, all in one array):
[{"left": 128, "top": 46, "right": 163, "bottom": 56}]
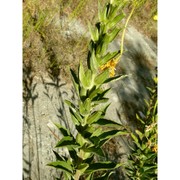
[{"left": 23, "top": 0, "right": 157, "bottom": 81}]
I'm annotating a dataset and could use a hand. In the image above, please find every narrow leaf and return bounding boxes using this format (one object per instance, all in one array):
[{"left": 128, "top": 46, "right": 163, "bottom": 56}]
[
  {"left": 54, "top": 123, "right": 70, "bottom": 137},
  {"left": 107, "top": 13, "right": 125, "bottom": 29},
  {"left": 104, "top": 74, "right": 128, "bottom": 84},
  {"left": 47, "top": 161, "right": 73, "bottom": 174},
  {"left": 94, "top": 69, "right": 109, "bottom": 85},
  {"left": 135, "top": 129, "right": 144, "bottom": 141},
  {"left": 87, "top": 111, "right": 102, "bottom": 124},
  {"left": 70, "top": 69, "right": 79, "bottom": 95},
  {"left": 85, "top": 161, "right": 122, "bottom": 173},
  {"left": 94, "top": 171, "right": 114, "bottom": 180},
  {"left": 55, "top": 136, "right": 80, "bottom": 150},
  {"left": 88, "top": 21, "right": 99, "bottom": 42},
  {"left": 99, "top": 130, "right": 128, "bottom": 146},
  {"left": 105, "top": 27, "right": 121, "bottom": 43},
  {"left": 69, "top": 108, "right": 81, "bottom": 125},
  {"left": 52, "top": 150, "right": 66, "bottom": 161},
  {"left": 92, "top": 118, "right": 124, "bottom": 128},
  {"left": 99, "top": 51, "right": 120, "bottom": 66},
  {"left": 89, "top": 50, "right": 99, "bottom": 72}
]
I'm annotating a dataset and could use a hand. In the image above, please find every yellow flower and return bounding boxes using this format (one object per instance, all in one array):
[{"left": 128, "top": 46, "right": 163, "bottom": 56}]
[
  {"left": 152, "top": 144, "right": 158, "bottom": 153},
  {"left": 153, "top": 14, "right": 158, "bottom": 21},
  {"left": 100, "top": 59, "right": 118, "bottom": 77}
]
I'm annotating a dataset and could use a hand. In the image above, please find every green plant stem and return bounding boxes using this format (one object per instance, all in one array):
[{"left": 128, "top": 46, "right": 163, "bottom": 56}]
[{"left": 119, "top": 3, "right": 136, "bottom": 61}]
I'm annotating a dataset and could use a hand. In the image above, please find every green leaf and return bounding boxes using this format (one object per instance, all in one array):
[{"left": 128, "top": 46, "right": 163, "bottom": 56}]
[
  {"left": 101, "top": 103, "right": 111, "bottom": 116},
  {"left": 52, "top": 150, "right": 67, "bottom": 161},
  {"left": 92, "top": 118, "right": 124, "bottom": 128},
  {"left": 87, "top": 111, "right": 102, "bottom": 125},
  {"left": 94, "top": 171, "right": 114, "bottom": 180},
  {"left": 89, "top": 50, "right": 99, "bottom": 73},
  {"left": 79, "top": 62, "right": 89, "bottom": 88},
  {"left": 91, "top": 88, "right": 111, "bottom": 105},
  {"left": 79, "top": 98, "right": 91, "bottom": 116},
  {"left": 98, "top": 1, "right": 103, "bottom": 22},
  {"left": 79, "top": 62, "right": 90, "bottom": 89},
  {"left": 85, "top": 69, "right": 93, "bottom": 89},
  {"left": 108, "top": 4, "right": 119, "bottom": 20},
  {"left": 88, "top": 86, "right": 103, "bottom": 100},
  {"left": 104, "top": 27, "right": 121, "bottom": 43},
  {"left": 104, "top": 74, "right": 128, "bottom": 84},
  {"left": 84, "top": 98, "right": 91, "bottom": 114},
  {"left": 54, "top": 123, "right": 70, "bottom": 137},
  {"left": 135, "top": 129, "right": 144, "bottom": 141},
  {"left": 91, "top": 127, "right": 103, "bottom": 137},
  {"left": 107, "top": 13, "right": 125, "bottom": 29},
  {"left": 88, "top": 21, "right": 99, "bottom": 42},
  {"left": 76, "top": 132, "right": 89, "bottom": 146},
  {"left": 99, "top": 129, "right": 128, "bottom": 146},
  {"left": 131, "top": 133, "right": 141, "bottom": 148},
  {"left": 79, "top": 101, "right": 87, "bottom": 116},
  {"left": 143, "top": 165, "right": 157, "bottom": 173},
  {"left": 136, "top": 114, "right": 145, "bottom": 124},
  {"left": 92, "top": 98, "right": 109, "bottom": 105},
  {"left": 85, "top": 161, "right": 122, "bottom": 173},
  {"left": 99, "top": 51, "right": 120, "bottom": 66},
  {"left": 70, "top": 68, "right": 79, "bottom": 95},
  {"left": 98, "top": 1, "right": 107, "bottom": 22},
  {"left": 77, "top": 163, "right": 89, "bottom": 174},
  {"left": 47, "top": 161, "right": 73, "bottom": 174},
  {"left": 94, "top": 69, "right": 109, "bottom": 85},
  {"left": 83, "top": 146, "right": 105, "bottom": 157},
  {"left": 69, "top": 107, "right": 81, "bottom": 125},
  {"left": 80, "top": 86, "right": 87, "bottom": 99},
  {"left": 55, "top": 136, "right": 80, "bottom": 150},
  {"left": 99, "top": 130, "right": 127, "bottom": 140},
  {"left": 65, "top": 100, "right": 76, "bottom": 109}
]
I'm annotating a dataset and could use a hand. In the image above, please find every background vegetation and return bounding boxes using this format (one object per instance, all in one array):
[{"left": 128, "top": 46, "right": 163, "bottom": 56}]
[{"left": 23, "top": 0, "right": 157, "bottom": 81}]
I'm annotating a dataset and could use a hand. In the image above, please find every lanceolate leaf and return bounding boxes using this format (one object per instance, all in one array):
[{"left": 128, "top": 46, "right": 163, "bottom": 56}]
[
  {"left": 92, "top": 98, "right": 109, "bottom": 105},
  {"left": 104, "top": 74, "right": 128, "bottom": 84},
  {"left": 131, "top": 133, "right": 141, "bottom": 148},
  {"left": 108, "top": 4, "right": 119, "bottom": 20},
  {"left": 92, "top": 118, "right": 124, "bottom": 128},
  {"left": 135, "top": 129, "right": 144, "bottom": 141},
  {"left": 84, "top": 98, "right": 91, "bottom": 113},
  {"left": 70, "top": 68, "right": 79, "bottom": 95},
  {"left": 104, "top": 27, "right": 121, "bottom": 43},
  {"left": 83, "top": 146, "right": 105, "bottom": 157},
  {"left": 85, "top": 161, "right": 122, "bottom": 173},
  {"left": 52, "top": 150, "right": 67, "bottom": 161},
  {"left": 88, "top": 21, "right": 99, "bottom": 42},
  {"left": 94, "top": 69, "right": 109, "bottom": 85},
  {"left": 79, "top": 62, "right": 91, "bottom": 89},
  {"left": 107, "top": 13, "right": 125, "bottom": 29},
  {"left": 89, "top": 50, "right": 99, "bottom": 72},
  {"left": 69, "top": 107, "right": 83, "bottom": 125},
  {"left": 87, "top": 111, "right": 102, "bottom": 125},
  {"left": 65, "top": 100, "right": 77, "bottom": 110},
  {"left": 99, "top": 129, "right": 128, "bottom": 146},
  {"left": 84, "top": 69, "right": 93, "bottom": 89},
  {"left": 55, "top": 136, "right": 80, "bottom": 149},
  {"left": 88, "top": 86, "right": 104, "bottom": 100},
  {"left": 77, "top": 163, "right": 89, "bottom": 174},
  {"left": 47, "top": 161, "right": 73, "bottom": 175},
  {"left": 94, "top": 171, "right": 114, "bottom": 180},
  {"left": 54, "top": 123, "right": 70, "bottom": 137},
  {"left": 98, "top": 1, "right": 104, "bottom": 22},
  {"left": 99, "top": 51, "right": 120, "bottom": 66}
]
